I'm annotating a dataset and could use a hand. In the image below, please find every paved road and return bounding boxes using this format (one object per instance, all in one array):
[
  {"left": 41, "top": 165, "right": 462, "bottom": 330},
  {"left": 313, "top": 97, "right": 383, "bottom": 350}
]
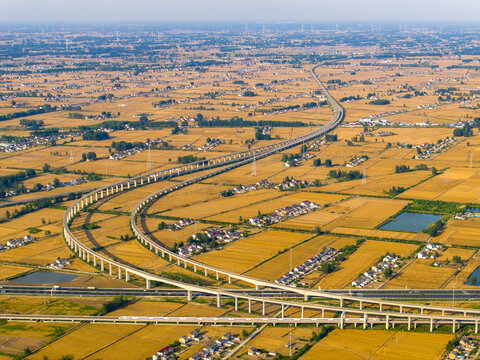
[{"left": 1, "top": 285, "right": 478, "bottom": 300}]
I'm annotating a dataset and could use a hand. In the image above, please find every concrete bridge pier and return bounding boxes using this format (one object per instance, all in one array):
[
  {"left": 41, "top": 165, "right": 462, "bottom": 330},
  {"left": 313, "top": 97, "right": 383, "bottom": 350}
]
[
  {"left": 248, "top": 299, "right": 252, "bottom": 313},
  {"left": 100, "top": 259, "right": 104, "bottom": 272},
  {"left": 216, "top": 294, "right": 222, "bottom": 308},
  {"left": 204, "top": 268, "right": 208, "bottom": 277},
  {"left": 93, "top": 256, "right": 97, "bottom": 267},
  {"left": 228, "top": 276, "right": 232, "bottom": 284},
  {"left": 187, "top": 290, "right": 192, "bottom": 301},
  {"left": 476, "top": 320, "right": 479, "bottom": 334},
  {"left": 301, "top": 307, "right": 304, "bottom": 319},
  {"left": 430, "top": 318, "right": 434, "bottom": 332},
  {"left": 118, "top": 267, "right": 122, "bottom": 280},
  {"left": 363, "top": 314, "right": 368, "bottom": 329},
  {"left": 125, "top": 271, "right": 130, "bottom": 282},
  {"left": 359, "top": 301, "right": 363, "bottom": 310},
  {"left": 281, "top": 305, "right": 285, "bottom": 319},
  {"left": 146, "top": 280, "right": 151, "bottom": 289},
  {"left": 215, "top": 272, "right": 219, "bottom": 281},
  {"left": 193, "top": 265, "right": 197, "bottom": 273},
  {"left": 109, "top": 263, "right": 113, "bottom": 276},
  {"left": 385, "top": 315, "right": 389, "bottom": 330},
  {"left": 234, "top": 297, "right": 238, "bottom": 311},
  {"left": 262, "top": 302, "right": 266, "bottom": 316}
]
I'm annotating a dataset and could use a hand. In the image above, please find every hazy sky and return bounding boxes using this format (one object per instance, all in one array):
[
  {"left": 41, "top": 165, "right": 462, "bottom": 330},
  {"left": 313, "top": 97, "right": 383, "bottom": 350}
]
[{"left": 1, "top": 0, "right": 480, "bottom": 23}]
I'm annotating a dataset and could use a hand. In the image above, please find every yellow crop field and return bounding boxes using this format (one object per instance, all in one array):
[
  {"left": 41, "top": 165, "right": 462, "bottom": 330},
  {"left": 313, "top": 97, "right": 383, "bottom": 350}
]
[
  {"left": 195, "top": 230, "right": 313, "bottom": 273},
  {"left": 435, "top": 218, "right": 480, "bottom": 247},
  {"left": 29, "top": 324, "right": 141, "bottom": 360},
  {"left": 98, "top": 240, "right": 170, "bottom": 273},
  {"left": 207, "top": 191, "right": 347, "bottom": 223},
  {"left": 316, "top": 240, "right": 417, "bottom": 289},
  {"left": 245, "top": 235, "right": 350, "bottom": 281},
  {"left": 436, "top": 247, "right": 475, "bottom": 262},
  {"left": 0, "top": 265, "right": 31, "bottom": 280},
  {"left": 446, "top": 252, "right": 480, "bottom": 288},
  {"left": 300, "top": 329, "right": 451, "bottom": 360},
  {"left": 384, "top": 260, "right": 456, "bottom": 289},
  {"left": 331, "top": 226, "right": 430, "bottom": 242},
  {"left": 164, "top": 188, "right": 282, "bottom": 220},
  {"left": 0, "top": 235, "right": 71, "bottom": 266},
  {"left": 321, "top": 197, "right": 409, "bottom": 232},
  {"left": 110, "top": 300, "right": 184, "bottom": 316}
]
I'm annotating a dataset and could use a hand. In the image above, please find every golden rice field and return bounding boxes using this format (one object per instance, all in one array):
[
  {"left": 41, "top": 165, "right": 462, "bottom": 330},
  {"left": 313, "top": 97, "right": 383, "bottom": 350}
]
[
  {"left": 194, "top": 229, "right": 313, "bottom": 274},
  {"left": 245, "top": 234, "right": 353, "bottom": 282},
  {"left": 234, "top": 327, "right": 315, "bottom": 358},
  {"left": 163, "top": 188, "right": 283, "bottom": 220},
  {"left": 28, "top": 324, "right": 143, "bottom": 360},
  {"left": 330, "top": 226, "right": 430, "bottom": 242},
  {"left": 0, "top": 265, "right": 31, "bottom": 280},
  {"left": 446, "top": 251, "right": 480, "bottom": 288},
  {"left": 383, "top": 260, "right": 456, "bottom": 289},
  {"left": 206, "top": 191, "right": 347, "bottom": 223},
  {"left": 435, "top": 218, "right": 480, "bottom": 247},
  {"left": 300, "top": 329, "right": 451, "bottom": 360},
  {"left": 316, "top": 240, "right": 417, "bottom": 289},
  {"left": 320, "top": 197, "right": 409, "bottom": 232}
]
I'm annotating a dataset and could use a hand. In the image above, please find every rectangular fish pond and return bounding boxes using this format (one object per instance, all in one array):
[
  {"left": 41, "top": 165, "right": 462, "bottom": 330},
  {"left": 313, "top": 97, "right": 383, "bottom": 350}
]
[{"left": 379, "top": 212, "right": 443, "bottom": 233}]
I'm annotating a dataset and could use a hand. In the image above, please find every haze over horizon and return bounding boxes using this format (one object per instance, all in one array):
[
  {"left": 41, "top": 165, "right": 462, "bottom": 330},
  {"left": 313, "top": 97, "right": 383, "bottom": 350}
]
[{"left": 1, "top": 0, "right": 480, "bottom": 24}]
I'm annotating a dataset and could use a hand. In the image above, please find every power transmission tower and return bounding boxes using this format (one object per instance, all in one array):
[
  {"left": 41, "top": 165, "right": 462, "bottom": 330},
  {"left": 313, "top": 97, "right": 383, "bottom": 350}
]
[
  {"left": 147, "top": 146, "right": 152, "bottom": 170},
  {"left": 362, "top": 166, "right": 367, "bottom": 185},
  {"left": 69, "top": 147, "right": 74, "bottom": 164},
  {"left": 252, "top": 152, "right": 257, "bottom": 177}
]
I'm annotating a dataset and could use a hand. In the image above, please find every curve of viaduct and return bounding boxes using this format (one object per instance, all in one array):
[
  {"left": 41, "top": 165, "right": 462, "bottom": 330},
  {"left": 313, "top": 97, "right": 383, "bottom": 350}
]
[{"left": 62, "top": 65, "right": 478, "bottom": 333}]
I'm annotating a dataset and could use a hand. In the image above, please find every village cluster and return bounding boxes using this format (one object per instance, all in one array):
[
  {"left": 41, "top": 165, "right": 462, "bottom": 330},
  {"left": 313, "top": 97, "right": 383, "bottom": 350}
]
[
  {"left": 249, "top": 200, "right": 319, "bottom": 227},
  {"left": 417, "top": 243, "right": 443, "bottom": 259},
  {"left": 275, "top": 247, "right": 337, "bottom": 286},
  {"left": 351, "top": 253, "right": 400, "bottom": 288},
  {"left": 447, "top": 336, "right": 478, "bottom": 360},
  {"left": 197, "top": 138, "right": 222, "bottom": 152},
  {"left": 345, "top": 155, "right": 368, "bottom": 168},
  {"left": 219, "top": 178, "right": 315, "bottom": 197},
  {"left": 47, "top": 258, "right": 71, "bottom": 270},
  {"left": 1, "top": 235, "right": 36, "bottom": 252},
  {"left": 151, "top": 330, "right": 241, "bottom": 360},
  {"left": 178, "top": 227, "right": 243, "bottom": 257}
]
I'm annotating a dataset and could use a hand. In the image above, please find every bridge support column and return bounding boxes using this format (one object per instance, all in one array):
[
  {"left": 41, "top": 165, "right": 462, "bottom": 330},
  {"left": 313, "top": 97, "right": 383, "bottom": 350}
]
[
  {"left": 399, "top": 305, "right": 403, "bottom": 313},
  {"left": 385, "top": 315, "right": 389, "bottom": 330},
  {"left": 420, "top": 307, "right": 424, "bottom": 315},
  {"left": 146, "top": 280, "right": 151, "bottom": 289},
  {"left": 339, "top": 314, "right": 344, "bottom": 329},
  {"left": 248, "top": 299, "right": 252, "bottom": 313},
  {"left": 100, "top": 260, "right": 104, "bottom": 272},
  {"left": 109, "top": 263, "right": 113, "bottom": 275},
  {"left": 359, "top": 301, "right": 363, "bottom": 310},
  {"left": 262, "top": 302, "right": 266, "bottom": 316},
  {"left": 82, "top": 250, "right": 86, "bottom": 261},
  {"left": 304, "top": 294, "right": 309, "bottom": 301},
  {"left": 216, "top": 272, "right": 219, "bottom": 281},
  {"left": 281, "top": 305, "right": 285, "bottom": 318},
  {"left": 93, "top": 256, "right": 97, "bottom": 267},
  {"left": 339, "top": 297, "right": 343, "bottom": 307},
  {"left": 442, "top": 309, "right": 445, "bottom": 316},
  {"left": 217, "top": 294, "right": 221, "bottom": 308},
  {"left": 125, "top": 271, "right": 130, "bottom": 282},
  {"left": 255, "top": 284, "right": 260, "bottom": 290},
  {"left": 321, "top": 309, "right": 325, "bottom": 318},
  {"left": 234, "top": 297, "right": 238, "bottom": 311},
  {"left": 452, "top": 319, "right": 456, "bottom": 333},
  {"left": 301, "top": 307, "right": 304, "bottom": 319},
  {"left": 228, "top": 276, "right": 232, "bottom": 284},
  {"left": 86, "top": 252, "right": 90, "bottom": 263},
  {"left": 184, "top": 261, "right": 187, "bottom": 269},
  {"left": 118, "top": 267, "right": 122, "bottom": 280},
  {"left": 363, "top": 314, "right": 368, "bottom": 329},
  {"left": 408, "top": 316, "right": 411, "bottom": 331},
  {"left": 187, "top": 290, "right": 192, "bottom": 301},
  {"left": 430, "top": 318, "right": 433, "bottom": 332},
  {"left": 193, "top": 265, "right": 197, "bottom": 273},
  {"left": 204, "top": 268, "right": 208, "bottom": 277}
]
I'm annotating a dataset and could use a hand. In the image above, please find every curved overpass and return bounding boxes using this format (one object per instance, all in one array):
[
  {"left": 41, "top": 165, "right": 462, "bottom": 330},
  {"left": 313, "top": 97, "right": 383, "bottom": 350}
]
[{"left": 62, "top": 65, "right": 479, "bottom": 333}]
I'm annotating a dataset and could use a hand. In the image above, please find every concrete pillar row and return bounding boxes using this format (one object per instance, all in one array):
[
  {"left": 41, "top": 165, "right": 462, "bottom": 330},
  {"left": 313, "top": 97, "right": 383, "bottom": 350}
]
[
  {"left": 109, "top": 263, "right": 113, "bottom": 275},
  {"left": 125, "top": 271, "right": 130, "bottom": 282},
  {"left": 100, "top": 259, "right": 104, "bottom": 272},
  {"left": 118, "top": 267, "right": 122, "bottom": 280}
]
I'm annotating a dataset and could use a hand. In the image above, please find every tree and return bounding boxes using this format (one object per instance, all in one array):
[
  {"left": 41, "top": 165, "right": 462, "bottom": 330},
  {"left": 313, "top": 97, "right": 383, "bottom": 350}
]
[
  {"left": 325, "top": 159, "right": 332, "bottom": 167},
  {"left": 431, "top": 167, "right": 438, "bottom": 176},
  {"left": 81, "top": 153, "right": 87, "bottom": 162},
  {"left": 42, "top": 163, "right": 51, "bottom": 172},
  {"left": 314, "top": 226, "right": 322, "bottom": 235},
  {"left": 87, "top": 152, "right": 97, "bottom": 161},
  {"left": 470, "top": 276, "right": 478, "bottom": 285},
  {"left": 53, "top": 178, "right": 60, "bottom": 188},
  {"left": 384, "top": 267, "right": 393, "bottom": 278},
  {"left": 241, "top": 329, "right": 250, "bottom": 339}
]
